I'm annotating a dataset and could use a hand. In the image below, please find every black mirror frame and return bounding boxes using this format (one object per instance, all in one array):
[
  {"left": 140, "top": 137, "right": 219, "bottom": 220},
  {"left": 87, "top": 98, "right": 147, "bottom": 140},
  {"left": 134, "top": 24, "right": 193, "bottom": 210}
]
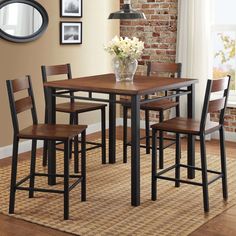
[{"left": 0, "top": 0, "right": 49, "bottom": 43}]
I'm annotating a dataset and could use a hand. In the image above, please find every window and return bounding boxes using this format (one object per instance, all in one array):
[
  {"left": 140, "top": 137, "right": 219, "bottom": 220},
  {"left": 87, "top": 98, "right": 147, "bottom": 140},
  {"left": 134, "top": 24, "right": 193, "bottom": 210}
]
[
  {"left": 212, "top": 0, "right": 236, "bottom": 106},
  {"left": 0, "top": 4, "right": 18, "bottom": 35}
]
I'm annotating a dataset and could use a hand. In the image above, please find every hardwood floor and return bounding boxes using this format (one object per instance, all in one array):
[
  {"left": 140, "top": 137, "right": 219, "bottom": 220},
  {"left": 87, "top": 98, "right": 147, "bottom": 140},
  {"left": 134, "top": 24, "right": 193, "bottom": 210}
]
[
  {"left": 191, "top": 206, "right": 236, "bottom": 236},
  {"left": 0, "top": 126, "right": 235, "bottom": 236}
]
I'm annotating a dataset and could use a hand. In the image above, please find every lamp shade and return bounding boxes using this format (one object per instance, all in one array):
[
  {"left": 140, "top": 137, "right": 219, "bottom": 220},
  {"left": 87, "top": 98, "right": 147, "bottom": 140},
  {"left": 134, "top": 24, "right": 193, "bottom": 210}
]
[{"left": 108, "top": 1, "right": 146, "bottom": 20}]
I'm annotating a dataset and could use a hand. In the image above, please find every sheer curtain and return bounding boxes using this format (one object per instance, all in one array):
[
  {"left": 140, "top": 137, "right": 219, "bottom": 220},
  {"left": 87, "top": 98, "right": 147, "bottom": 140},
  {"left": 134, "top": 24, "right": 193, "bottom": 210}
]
[{"left": 176, "top": 0, "right": 213, "bottom": 119}]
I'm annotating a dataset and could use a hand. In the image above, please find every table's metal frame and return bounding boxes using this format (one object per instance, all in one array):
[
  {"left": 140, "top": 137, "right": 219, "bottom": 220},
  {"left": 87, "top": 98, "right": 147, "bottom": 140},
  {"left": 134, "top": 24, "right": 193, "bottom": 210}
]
[{"left": 45, "top": 83, "right": 195, "bottom": 207}]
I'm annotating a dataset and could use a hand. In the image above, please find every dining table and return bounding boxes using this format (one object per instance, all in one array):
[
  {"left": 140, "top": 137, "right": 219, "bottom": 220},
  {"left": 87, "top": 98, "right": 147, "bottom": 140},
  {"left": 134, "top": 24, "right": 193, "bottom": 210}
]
[{"left": 44, "top": 73, "right": 198, "bottom": 206}]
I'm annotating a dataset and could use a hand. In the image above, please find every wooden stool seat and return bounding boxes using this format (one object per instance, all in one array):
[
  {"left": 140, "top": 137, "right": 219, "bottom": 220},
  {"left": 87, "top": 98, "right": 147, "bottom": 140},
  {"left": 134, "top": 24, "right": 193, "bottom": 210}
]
[
  {"left": 122, "top": 98, "right": 178, "bottom": 111},
  {"left": 151, "top": 117, "right": 220, "bottom": 135},
  {"left": 18, "top": 124, "right": 87, "bottom": 140},
  {"left": 56, "top": 102, "right": 106, "bottom": 113},
  {"left": 141, "top": 99, "right": 179, "bottom": 111}
]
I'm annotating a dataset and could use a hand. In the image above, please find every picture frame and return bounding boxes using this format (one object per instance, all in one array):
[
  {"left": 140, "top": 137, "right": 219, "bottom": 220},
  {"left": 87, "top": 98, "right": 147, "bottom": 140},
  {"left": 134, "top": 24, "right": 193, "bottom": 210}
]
[
  {"left": 60, "top": 22, "right": 82, "bottom": 45},
  {"left": 60, "top": 0, "right": 82, "bottom": 18}
]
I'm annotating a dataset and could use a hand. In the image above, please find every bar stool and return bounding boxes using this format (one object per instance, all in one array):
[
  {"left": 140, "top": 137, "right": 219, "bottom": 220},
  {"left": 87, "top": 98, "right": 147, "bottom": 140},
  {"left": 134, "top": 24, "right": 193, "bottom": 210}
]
[
  {"left": 151, "top": 76, "right": 230, "bottom": 212},
  {"left": 41, "top": 64, "right": 106, "bottom": 170},
  {"left": 6, "top": 76, "right": 87, "bottom": 220},
  {"left": 122, "top": 62, "right": 182, "bottom": 168}
]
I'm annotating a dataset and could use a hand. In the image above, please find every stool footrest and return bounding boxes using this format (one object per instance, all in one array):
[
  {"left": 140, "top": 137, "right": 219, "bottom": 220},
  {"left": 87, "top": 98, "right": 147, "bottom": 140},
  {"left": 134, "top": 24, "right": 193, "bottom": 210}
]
[
  {"left": 157, "top": 175, "right": 203, "bottom": 186},
  {"left": 15, "top": 173, "right": 83, "bottom": 194},
  {"left": 35, "top": 172, "right": 81, "bottom": 178},
  {"left": 16, "top": 186, "right": 65, "bottom": 194},
  {"left": 127, "top": 136, "right": 176, "bottom": 150},
  {"left": 179, "top": 164, "right": 221, "bottom": 175},
  {"left": 155, "top": 164, "right": 223, "bottom": 186},
  {"left": 56, "top": 141, "right": 102, "bottom": 153}
]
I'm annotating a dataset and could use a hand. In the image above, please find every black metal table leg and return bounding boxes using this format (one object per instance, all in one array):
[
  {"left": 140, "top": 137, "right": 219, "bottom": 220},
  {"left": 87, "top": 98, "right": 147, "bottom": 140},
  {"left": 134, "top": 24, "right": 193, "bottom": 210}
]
[
  {"left": 101, "top": 107, "right": 106, "bottom": 164},
  {"left": 123, "top": 106, "right": 128, "bottom": 163},
  {"left": 64, "top": 140, "right": 70, "bottom": 220},
  {"left": 46, "top": 87, "right": 56, "bottom": 185},
  {"left": 187, "top": 84, "right": 195, "bottom": 179},
  {"left": 131, "top": 95, "right": 140, "bottom": 206},
  {"left": 109, "top": 94, "right": 116, "bottom": 164}
]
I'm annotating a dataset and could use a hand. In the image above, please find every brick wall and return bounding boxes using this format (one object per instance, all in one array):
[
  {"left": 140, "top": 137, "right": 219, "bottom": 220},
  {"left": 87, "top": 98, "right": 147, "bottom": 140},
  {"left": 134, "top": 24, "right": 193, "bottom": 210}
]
[
  {"left": 211, "top": 108, "right": 236, "bottom": 133},
  {"left": 120, "top": 0, "right": 236, "bottom": 136},
  {"left": 120, "top": 0, "right": 178, "bottom": 75}
]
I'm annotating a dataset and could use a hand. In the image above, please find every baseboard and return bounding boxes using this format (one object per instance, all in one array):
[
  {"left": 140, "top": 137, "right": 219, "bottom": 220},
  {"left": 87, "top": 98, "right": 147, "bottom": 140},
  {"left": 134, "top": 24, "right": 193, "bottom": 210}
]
[
  {"left": 211, "top": 130, "right": 236, "bottom": 142},
  {"left": 0, "top": 140, "right": 44, "bottom": 160},
  {"left": 0, "top": 119, "right": 123, "bottom": 160}
]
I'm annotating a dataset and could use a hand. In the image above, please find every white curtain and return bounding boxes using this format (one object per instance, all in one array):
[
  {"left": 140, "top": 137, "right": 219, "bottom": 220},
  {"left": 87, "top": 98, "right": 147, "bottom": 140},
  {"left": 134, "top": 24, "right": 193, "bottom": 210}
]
[{"left": 176, "top": 0, "right": 213, "bottom": 119}]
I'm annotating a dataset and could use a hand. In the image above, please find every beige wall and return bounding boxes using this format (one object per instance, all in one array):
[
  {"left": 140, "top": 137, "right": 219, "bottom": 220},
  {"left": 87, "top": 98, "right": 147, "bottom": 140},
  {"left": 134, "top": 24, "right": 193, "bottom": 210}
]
[{"left": 0, "top": 0, "right": 119, "bottom": 147}]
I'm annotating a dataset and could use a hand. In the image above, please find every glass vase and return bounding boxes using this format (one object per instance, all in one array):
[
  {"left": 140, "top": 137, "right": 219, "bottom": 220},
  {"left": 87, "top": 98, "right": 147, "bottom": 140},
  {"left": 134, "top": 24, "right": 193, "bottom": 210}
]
[{"left": 113, "top": 57, "right": 138, "bottom": 82}]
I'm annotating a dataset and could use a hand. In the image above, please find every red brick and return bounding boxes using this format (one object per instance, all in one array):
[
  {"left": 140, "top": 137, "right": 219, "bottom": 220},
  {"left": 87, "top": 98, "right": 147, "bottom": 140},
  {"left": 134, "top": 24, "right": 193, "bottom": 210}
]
[
  {"left": 141, "top": 55, "right": 150, "bottom": 60},
  {"left": 151, "top": 15, "right": 170, "bottom": 20},
  {"left": 136, "top": 27, "right": 145, "bottom": 31},
  {"left": 143, "top": 9, "right": 155, "bottom": 14},
  {"left": 152, "top": 32, "right": 161, "bottom": 37}
]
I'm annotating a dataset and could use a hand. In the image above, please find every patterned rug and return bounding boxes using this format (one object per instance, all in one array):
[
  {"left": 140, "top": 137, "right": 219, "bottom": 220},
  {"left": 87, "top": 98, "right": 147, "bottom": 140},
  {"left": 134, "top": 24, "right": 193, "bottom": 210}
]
[{"left": 0, "top": 140, "right": 236, "bottom": 236}]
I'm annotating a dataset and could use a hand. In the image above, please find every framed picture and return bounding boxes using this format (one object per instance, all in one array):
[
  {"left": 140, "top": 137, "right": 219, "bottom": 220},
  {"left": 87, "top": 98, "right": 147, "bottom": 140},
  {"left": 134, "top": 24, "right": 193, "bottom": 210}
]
[
  {"left": 60, "top": 0, "right": 82, "bottom": 18},
  {"left": 60, "top": 22, "right": 82, "bottom": 44}
]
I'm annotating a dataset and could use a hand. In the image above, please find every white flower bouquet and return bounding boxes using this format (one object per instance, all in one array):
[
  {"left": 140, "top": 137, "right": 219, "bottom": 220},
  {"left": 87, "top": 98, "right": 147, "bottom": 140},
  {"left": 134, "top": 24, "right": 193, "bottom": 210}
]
[
  {"left": 105, "top": 36, "right": 144, "bottom": 60},
  {"left": 105, "top": 36, "right": 144, "bottom": 82}
]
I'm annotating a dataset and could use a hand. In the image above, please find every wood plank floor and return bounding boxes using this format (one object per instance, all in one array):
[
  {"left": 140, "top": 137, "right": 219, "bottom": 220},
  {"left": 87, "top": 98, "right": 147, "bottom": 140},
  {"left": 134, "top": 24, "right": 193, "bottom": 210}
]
[{"left": 0, "top": 126, "right": 235, "bottom": 236}]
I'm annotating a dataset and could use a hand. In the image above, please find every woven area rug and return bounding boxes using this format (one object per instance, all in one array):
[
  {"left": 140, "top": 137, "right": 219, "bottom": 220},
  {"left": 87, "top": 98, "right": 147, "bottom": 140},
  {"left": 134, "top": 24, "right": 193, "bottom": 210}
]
[{"left": 0, "top": 140, "right": 236, "bottom": 236}]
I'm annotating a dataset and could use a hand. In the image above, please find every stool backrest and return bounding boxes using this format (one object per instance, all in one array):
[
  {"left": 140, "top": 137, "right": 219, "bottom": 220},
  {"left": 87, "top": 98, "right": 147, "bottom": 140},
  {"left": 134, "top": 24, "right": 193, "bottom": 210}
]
[
  {"left": 146, "top": 62, "right": 182, "bottom": 100},
  {"left": 6, "top": 76, "right": 38, "bottom": 134},
  {"left": 200, "top": 76, "right": 231, "bottom": 132},
  {"left": 41, "top": 63, "right": 75, "bottom": 104},
  {"left": 147, "top": 62, "right": 182, "bottom": 78},
  {"left": 42, "top": 64, "right": 71, "bottom": 78}
]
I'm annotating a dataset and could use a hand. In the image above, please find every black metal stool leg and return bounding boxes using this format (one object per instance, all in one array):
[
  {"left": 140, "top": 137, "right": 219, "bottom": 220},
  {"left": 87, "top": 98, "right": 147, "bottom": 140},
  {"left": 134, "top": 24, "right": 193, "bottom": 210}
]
[
  {"left": 159, "top": 111, "right": 164, "bottom": 169},
  {"left": 9, "top": 136, "right": 19, "bottom": 214},
  {"left": 219, "top": 126, "right": 228, "bottom": 200},
  {"left": 176, "top": 104, "right": 181, "bottom": 159},
  {"left": 74, "top": 135, "right": 79, "bottom": 173},
  {"left": 81, "top": 130, "right": 86, "bottom": 201},
  {"left": 29, "top": 140, "right": 37, "bottom": 198},
  {"left": 69, "top": 113, "right": 75, "bottom": 160},
  {"left": 145, "top": 110, "right": 150, "bottom": 154},
  {"left": 73, "top": 114, "right": 79, "bottom": 173},
  {"left": 175, "top": 133, "right": 180, "bottom": 187},
  {"left": 42, "top": 141, "right": 48, "bottom": 167},
  {"left": 64, "top": 140, "right": 70, "bottom": 220},
  {"left": 42, "top": 111, "right": 48, "bottom": 166},
  {"left": 152, "top": 129, "right": 157, "bottom": 201},
  {"left": 123, "top": 106, "right": 128, "bottom": 163},
  {"left": 101, "top": 107, "right": 106, "bottom": 164},
  {"left": 200, "top": 134, "right": 209, "bottom": 212}
]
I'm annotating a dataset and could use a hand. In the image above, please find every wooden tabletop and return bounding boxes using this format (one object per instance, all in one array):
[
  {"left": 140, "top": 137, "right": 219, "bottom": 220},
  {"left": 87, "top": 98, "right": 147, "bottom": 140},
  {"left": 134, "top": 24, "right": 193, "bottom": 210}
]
[{"left": 44, "top": 73, "right": 198, "bottom": 96}]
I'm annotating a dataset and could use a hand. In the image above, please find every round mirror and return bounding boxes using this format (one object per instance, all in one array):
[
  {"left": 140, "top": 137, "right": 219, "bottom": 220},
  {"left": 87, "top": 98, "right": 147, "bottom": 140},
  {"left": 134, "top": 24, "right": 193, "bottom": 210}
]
[{"left": 0, "top": 0, "right": 48, "bottom": 43}]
